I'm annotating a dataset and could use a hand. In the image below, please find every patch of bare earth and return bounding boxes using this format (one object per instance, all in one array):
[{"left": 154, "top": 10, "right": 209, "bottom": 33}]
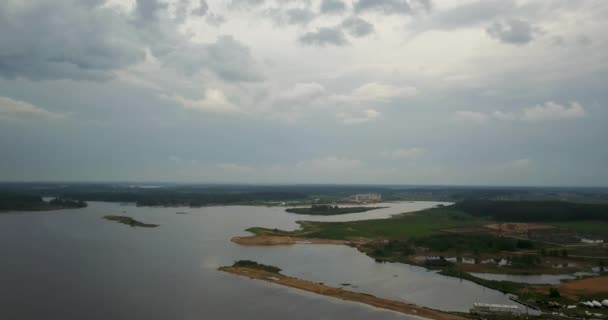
[
  {"left": 485, "top": 223, "right": 554, "bottom": 234},
  {"left": 441, "top": 226, "right": 491, "bottom": 234}
]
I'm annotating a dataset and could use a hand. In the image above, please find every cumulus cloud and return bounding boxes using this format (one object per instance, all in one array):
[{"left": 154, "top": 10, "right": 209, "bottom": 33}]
[
  {"left": 456, "top": 101, "right": 586, "bottom": 124},
  {"left": 381, "top": 147, "right": 426, "bottom": 159},
  {"left": 331, "top": 82, "right": 418, "bottom": 104},
  {"left": 353, "top": 0, "right": 430, "bottom": 15},
  {"left": 320, "top": 0, "right": 347, "bottom": 14},
  {"left": 299, "top": 27, "right": 349, "bottom": 46},
  {"left": 486, "top": 18, "right": 538, "bottom": 45},
  {"left": 454, "top": 111, "right": 489, "bottom": 124},
  {"left": 0, "top": 96, "right": 64, "bottom": 120},
  {"left": 192, "top": 0, "right": 209, "bottom": 16},
  {"left": 0, "top": 0, "right": 262, "bottom": 83},
  {"left": 277, "top": 82, "right": 326, "bottom": 103},
  {"left": 229, "top": 0, "right": 266, "bottom": 10},
  {"left": 166, "top": 89, "right": 240, "bottom": 113},
  {"left": 0, "top": 0, "right": 145, "bottom": 81},
  {"left": 435, "top": 0, "right": 515, "bottom": 29},
  {"left": 340, "top": 109, "right": 380, "bottom": 125},
  {"left": 522, "top": 102, "right": 586, "bottom": 121},
  {"left": 341, "top": 16, "right": 375, "bottom": 37}
]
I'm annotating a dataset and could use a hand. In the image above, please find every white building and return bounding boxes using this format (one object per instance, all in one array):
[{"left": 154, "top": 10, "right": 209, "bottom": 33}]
[
  {"left": 349, "top": 193, "right": 382, "bottom": 203},
  {"left": 471, "top": 303, "right": 521, "bottom": 316},
  {"left": 581, "top": 238, "right": 604, "bottom": 244}
]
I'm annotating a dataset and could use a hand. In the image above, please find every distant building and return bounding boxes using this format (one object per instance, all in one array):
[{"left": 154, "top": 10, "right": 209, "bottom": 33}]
[
  {"left": 470, "top": 303, "right": 521, "bottom": 316},
  {"left": 349, "top": 193, "right": 382, "bottom": 203},
  {"left": 581, "top": 238, "right": 604, "bottom": 244}
]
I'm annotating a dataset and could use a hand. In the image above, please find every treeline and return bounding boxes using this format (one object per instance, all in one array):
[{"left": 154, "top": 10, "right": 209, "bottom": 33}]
[
  {"left": 286, "top": 205, "right": 382, "bottom": 215},
  {"left": 452, "top": 200, "right": 608, "bottom": 222},
  {"left": 60, "top": 191, "right": 307, "bottom": 207},
  {"left": 0, "top": 194, "right": 86, "bottom": 212},
  {"left": 411, "top": 234, "right": 535, "bottom": 253}
]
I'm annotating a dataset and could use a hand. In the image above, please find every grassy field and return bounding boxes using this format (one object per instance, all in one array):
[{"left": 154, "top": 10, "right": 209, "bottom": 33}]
[
  {"left": 249, "top": 208, "right": 488, "bottom": 240},
  {"left": 552, "top": 221, "right": 608, "bottom": 236}
]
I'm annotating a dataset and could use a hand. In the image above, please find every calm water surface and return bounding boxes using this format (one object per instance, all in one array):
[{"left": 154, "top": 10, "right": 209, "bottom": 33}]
[{"left": 0, "top": 201, "right": 523, "bottom": 319}]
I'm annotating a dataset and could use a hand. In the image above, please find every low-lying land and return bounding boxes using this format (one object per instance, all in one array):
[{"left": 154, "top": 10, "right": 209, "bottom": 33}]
[
  {"left": 285, "top": 205, "right": 386, "bottom": 215},
  {"left": 231, "top": 235, "right": 360, "bottom": 246},
  {"left": 220, "top": 261, "right": 465, "bottom": 320},
  {"left": 238, "top": 201, "right": 608, "bottom": 316},
  {"left": 103, "top": 215, "right": 159, "bottom": 228}
]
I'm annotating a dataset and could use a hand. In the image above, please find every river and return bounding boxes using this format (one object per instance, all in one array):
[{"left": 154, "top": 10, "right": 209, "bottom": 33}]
[{"left": 0, "top": 201, "right": 523, "bottom": 319}]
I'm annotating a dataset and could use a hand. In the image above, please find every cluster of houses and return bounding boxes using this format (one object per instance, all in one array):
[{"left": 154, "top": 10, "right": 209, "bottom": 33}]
[{"left": 347, "top": 193, "right": 382, "bottom": 203}]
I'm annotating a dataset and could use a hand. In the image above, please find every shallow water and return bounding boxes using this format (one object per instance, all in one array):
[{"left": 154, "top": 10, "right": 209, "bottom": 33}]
[
  {"left": 470, "top": 272, "right": 576, "bottom": 285},
  {"left": 0, "top": 201, "right": 525, "bottom": 319}
]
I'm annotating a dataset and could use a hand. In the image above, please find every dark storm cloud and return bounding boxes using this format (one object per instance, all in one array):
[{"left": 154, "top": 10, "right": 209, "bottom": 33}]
[
  {"left": 353, "top": 0, "right": 430, "bottom": 15},
  {"left": 192, "top": 0, "right": 210, "bottom": 16},
  {"left": 0, "top": 0, "right": 262, "bottom": 82},
  {"left": 284, "top": 8, "right": 315, "bottom": 25},
  {"left": 204, "top": 36, "right": 263, "bottom": 81},
  {"left": 341, "top": 16, "right": 375, "bottom": 37},
  {"left": 436, "top": 0, "right": 515, "bottom": 28},
  {"left": 0, "top": 0, "right": 145, "bottom": 81},
  {"left": 299, "top": 27, "right": 349, "bottom": 46},
  {"left": 229, "top": 0, "right": 266, "bottom": 10},
  {"left": 320, "top": 0, "right": 347, "bottom": 14},
  {"left": 134, "top": 0, "right": 168, "bottom": 22},
  {"left": 355, "top": 0, "right": 410, "bottom": 14},
  {"left": 486, "top": 19, "right": 537, "bottom": 45}
]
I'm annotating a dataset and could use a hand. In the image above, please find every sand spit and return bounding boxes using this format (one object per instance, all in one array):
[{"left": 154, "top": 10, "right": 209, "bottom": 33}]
[{"left": 219, "top": 266, "right": 466, "bottom": 320}]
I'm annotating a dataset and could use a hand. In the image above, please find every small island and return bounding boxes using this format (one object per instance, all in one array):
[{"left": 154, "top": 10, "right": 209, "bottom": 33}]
[
  {"left": 285, "top": 204, "right": 385, "bottom": 215},
  {"left": 103, "top": 215, "right": 159, "bottom": 228}
]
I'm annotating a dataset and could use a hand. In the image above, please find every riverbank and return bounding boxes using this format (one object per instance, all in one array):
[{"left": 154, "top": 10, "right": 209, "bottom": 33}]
[{"left": 219, "top": 265, "right": 467, "bottom": 320}]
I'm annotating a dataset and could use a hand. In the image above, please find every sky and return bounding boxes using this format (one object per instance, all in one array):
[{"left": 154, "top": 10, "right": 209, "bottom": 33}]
[{"left": 0, "top": 0, "right": 607, "bottom": 186}]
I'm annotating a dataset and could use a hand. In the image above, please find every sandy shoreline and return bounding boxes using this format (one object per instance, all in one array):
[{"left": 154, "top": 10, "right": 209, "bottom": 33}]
[{"left": 219, "top": 266, "right": 466, "bottom": 320}]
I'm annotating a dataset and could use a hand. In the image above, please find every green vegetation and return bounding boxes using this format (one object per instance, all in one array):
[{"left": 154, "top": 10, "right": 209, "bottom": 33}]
[
  {"left": 103, "top": 215, "right": 159, "bottom": 228},
  {"left": 231, "top": 260, "right": 282, "bottom": 273},
  {"left": 452, "top": 200, "right": 608, "bottom": 222},
  {"left": 250, "top": 208, "right": 486, "bottom": 240},
  {"left": 0, "top": 194, "right": 87, "bottom": 212},
  {"left": 286, "top": 205, "right": 385, "bottom": 215},
  {"left": 549, "top": 288, "right": 561, "bottom": 298},
  {"left": 551, "top": 221, "right": 608, "bottom": 236},
  {"left": 412, "top": 234, "right": 535, "bottom": 253}
]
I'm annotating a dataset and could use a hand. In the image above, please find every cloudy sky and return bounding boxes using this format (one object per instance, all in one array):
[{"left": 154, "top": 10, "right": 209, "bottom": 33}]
[{"left": 0, "top": 0, "right": 607, "bottom": 186}]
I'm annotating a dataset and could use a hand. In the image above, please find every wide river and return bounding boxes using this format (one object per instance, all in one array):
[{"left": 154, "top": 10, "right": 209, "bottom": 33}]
[{"left": 0, "top": 201, "right": 523, "bottom": 319}]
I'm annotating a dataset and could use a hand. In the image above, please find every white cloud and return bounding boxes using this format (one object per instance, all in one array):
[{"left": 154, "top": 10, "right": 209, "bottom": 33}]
[
  {"left": 522, "top": 102, "right": 586, "bottom": 121},
  {"left": 330, "top": 82, "right": 418, "bottom": 105},
  {"left": 456, "top": 101, "right": 586, "bottom": 124},
  {"left": 167, "top": 89, "right": 240, "bottom": 113},
  {"left": 339, "top": 109, "right": 380, "bottom": 125},
  {"left": 491, "top": 110, "right": 516, "bottom": 121},
  {"left": 454, "top": 110, "right": 488, "bottom": 124},
  {"left": 277, "top": 82, "right": 326, "bottom": 104},
  {"left": 0, "top": 96, "right": 64, "bottom": 120},
  {"left": 381, "top": 147, "right": 426, "bottom": 159}
]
